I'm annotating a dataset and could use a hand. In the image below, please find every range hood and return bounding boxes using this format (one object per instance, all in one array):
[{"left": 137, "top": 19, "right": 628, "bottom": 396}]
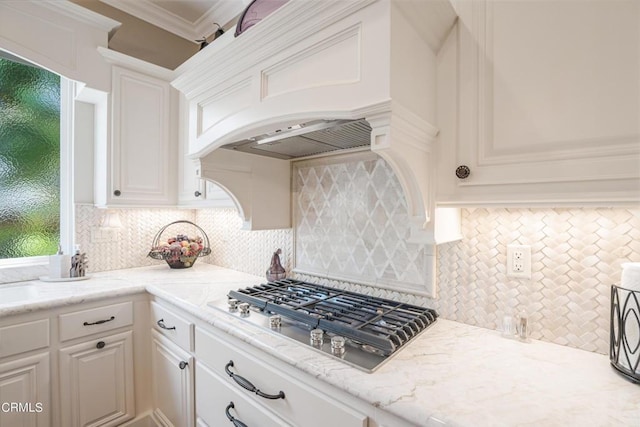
[
  {"left": 221, "top": 119, "right": 371, "bottom": 160},
  {"left": 172, "top": 0, "right": 458, "bottom": 238}
]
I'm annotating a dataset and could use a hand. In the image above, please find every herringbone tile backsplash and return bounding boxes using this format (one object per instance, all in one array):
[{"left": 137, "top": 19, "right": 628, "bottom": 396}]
[
  {"left": 75, "top": 205, "right": 197, "bottom": 272},
  {"left": 436, "top": 207, "right": 640, "bottom": 354}
]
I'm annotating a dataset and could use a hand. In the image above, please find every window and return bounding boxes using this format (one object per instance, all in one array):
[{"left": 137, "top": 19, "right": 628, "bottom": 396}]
[{"left": 0, "top": 54, "right": 61, "bottom": 260}]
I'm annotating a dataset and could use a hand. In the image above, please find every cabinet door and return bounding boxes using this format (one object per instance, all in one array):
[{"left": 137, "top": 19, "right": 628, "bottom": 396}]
[
  {"left": 0, "top": 353, "right": 50, "bottom": 427},
  {"left": 107, "top": 66, "right": 174, "bottom": 206},
  {"left": 437, "top": 0, "right": 640, "bottom": 204},
  {"left": 58, "top": 331, "right": 135, "bottom": 427},
  {"left": 177, "top": 92, "right": 233, "bottom": 208},
  {"left": 195, "top": 362, "right": 290, "bottom": 427},
  {"left": 151, "top": 330, "right": 194, "bottom": 427}
]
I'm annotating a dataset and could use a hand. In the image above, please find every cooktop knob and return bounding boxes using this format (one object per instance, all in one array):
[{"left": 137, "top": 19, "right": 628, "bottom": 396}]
[
  {"left": 331, "top": 336, "right": 346, "bottom": 357},
  {"left": 310, "top": 329, "right": 324, "bottom": 347},
  {"left": 239, "top": 303, "right": 250, "bottom": 317},
  {"left": 269, "top": 314, "right": 282, "bottom": 330}
]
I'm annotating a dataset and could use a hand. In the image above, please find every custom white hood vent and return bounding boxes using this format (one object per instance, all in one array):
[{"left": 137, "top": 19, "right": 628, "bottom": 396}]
[{"left": 172, "top": 0, "right": 458, "bottom": 238}]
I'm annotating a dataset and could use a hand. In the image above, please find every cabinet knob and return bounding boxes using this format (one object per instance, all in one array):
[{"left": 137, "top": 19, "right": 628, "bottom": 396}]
[
  {"left": 96, "top": 341, "right": 106, "bottom": 349},
  {"left": 455, "top": 165, "right": 471, "bottom": 180},
  {"left": 179, "top": 361, "right": 188, "bottom": 370},
  {"left": 113, "top": 190, "right": 121, "bottom": 196},
  {"left": 194, "top": 191, "right": 202, "bottom": 197}
]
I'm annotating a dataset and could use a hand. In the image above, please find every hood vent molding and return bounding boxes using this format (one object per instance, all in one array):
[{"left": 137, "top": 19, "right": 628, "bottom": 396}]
[{"left": 173, "top": 0, "right": 458, "bottom": 240}]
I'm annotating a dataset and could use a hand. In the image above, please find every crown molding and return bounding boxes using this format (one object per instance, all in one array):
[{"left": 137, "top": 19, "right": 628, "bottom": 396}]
[
  {"left": 97, "top": 46, "right": 175, "bottom": 81},
  {"left": 100, "top": 0, "right": 242, "bottom": 43},
  {"left": 38, "top": 0, "right": 121, "bottom": 34}
]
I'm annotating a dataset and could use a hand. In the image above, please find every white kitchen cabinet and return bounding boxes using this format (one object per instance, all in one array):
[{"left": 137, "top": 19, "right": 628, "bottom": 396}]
[
  {"left": 0, "top": 318, "right": 50, "bottom": 427},
  {"left": 150, "top": 330, "right": 194, "bottom": 427},
  {"left": 58, "top": 331, "right": 135, "bottom": 427},
  {"left": 106, "top": 65, "right": 174, "bottom": 206},
  {"left": 177, "top": 92, "right": 233, "bottom": 208},
  {"left": 95, "top": 48, "right": 178, "bottom": 207},
  {"left": 436, "top": 0, "right": 640, "bottom": 205},
  {"left": 195, "top": 327, "right": 367, "bottom": 427},
  {"left": 195, "top": 362, "right": 290, "bottom": 427},
  {"left": 0, "top": 353, "right": 50, "bottom": 427}
]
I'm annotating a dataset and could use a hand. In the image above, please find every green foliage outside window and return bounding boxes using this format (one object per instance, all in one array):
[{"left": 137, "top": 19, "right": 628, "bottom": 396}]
[{"left": 0, "top": 56, "right": 60, "bottom": 259}]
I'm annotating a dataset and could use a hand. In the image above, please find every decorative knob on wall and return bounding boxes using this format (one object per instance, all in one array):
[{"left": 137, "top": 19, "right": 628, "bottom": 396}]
[{"left": 456, "top": 165, "right": 471, "bottom": 180}]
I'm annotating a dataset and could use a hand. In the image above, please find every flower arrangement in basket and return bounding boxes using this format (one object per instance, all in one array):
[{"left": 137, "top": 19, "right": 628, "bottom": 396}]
[{"left": 148, "top": 220, "right": 211, "bottom": 269}]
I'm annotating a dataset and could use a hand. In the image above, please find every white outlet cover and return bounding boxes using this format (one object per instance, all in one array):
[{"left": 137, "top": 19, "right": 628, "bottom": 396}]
[{"left": 507, "top": 244, "right": 531, "bottom": 279}]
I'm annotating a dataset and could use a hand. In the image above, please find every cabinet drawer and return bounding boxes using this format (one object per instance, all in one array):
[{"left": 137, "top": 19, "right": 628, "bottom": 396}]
[
  {"left": 0, "top": 319, "right": 49, "bottom": 358},
  {"left": 195, "top": 328, "right": 367, "bottom": 427},
  {"left": 59, "top": 302, "right": 133, "bottom": 342},
  {"left": 151, "top": 301, "right": 193, "bottom": 351},
  {"left": 196, "top": 362, "right": 291, "bottom": 427}
]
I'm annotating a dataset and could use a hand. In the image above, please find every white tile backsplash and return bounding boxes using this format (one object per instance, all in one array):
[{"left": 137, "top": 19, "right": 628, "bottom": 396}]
[
  {"left": 195, "top": 208, "right": 293, "bottom": 278},
  {"left": 70, "top": 168, "right": 639, "bottom": 356},
  {"left": 436, "top": 207, "right": 640, "bottom": 354},
  {"left": 293, "top": 152, "right": 434, "bottom": 295},
  {"left": 75, "top": 205, "right": 197, "bottom": 272}
]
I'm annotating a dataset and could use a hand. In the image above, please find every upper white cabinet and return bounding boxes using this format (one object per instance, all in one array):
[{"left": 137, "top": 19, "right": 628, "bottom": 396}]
[
  {"left": 436, "top": 0, "right": 640, "bottom": 205},
  {"left": 94, "top": 49, "right": 177, "bottom": 207},
  {"left": 177, "top": 93, "right": 234, "bottom": 208}
]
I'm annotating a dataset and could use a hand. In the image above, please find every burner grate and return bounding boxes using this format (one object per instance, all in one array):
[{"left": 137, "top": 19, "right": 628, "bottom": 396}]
[{"left": 228, "top": 279, "right": 437, "bottom": 355}]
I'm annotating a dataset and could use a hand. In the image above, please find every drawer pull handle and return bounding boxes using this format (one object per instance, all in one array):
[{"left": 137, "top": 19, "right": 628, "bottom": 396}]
[
  {"left": 157, "top": 319, "right": 176, "bottom": 330},
  {"left": 83, "top": 316, "right": 115, "bottom": 326},
  {"left": 96, "top": 341, "right": 106, "bottom": 349},
  {"left": 225, "top": 402, "right": 248, "bottom": 427},
  {"left": 179, "top": 361, "right": 188, "bottom": 370},
  {"left": 225, "top": 360, "right": 285, "bottom": 400}
]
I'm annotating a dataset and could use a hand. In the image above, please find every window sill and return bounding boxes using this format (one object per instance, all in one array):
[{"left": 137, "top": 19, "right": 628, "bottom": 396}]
[{"left": 0, "top": 257, "right": 49, "bottom": 285}]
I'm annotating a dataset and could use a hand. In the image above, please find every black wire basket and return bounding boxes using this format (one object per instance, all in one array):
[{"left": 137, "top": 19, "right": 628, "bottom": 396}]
[
  {"left": 148, "top": 221, "right": 211, "bottom": 269},
  {"left": 610, "top": 284, "right": 640, "bottom": 383}
]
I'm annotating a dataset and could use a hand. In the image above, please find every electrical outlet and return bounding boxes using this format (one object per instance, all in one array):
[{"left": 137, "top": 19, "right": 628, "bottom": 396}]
[
  {"left": 507, "top": 245, "right": 531, "bottom": 279},
  {"left": 91, "top": 227, "right": 119, "bottom": 243}
]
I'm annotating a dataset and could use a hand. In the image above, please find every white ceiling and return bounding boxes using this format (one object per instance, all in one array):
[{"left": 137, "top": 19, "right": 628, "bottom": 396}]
[{"left": 100, "top": 0, "right": 246, "bottom": 41}]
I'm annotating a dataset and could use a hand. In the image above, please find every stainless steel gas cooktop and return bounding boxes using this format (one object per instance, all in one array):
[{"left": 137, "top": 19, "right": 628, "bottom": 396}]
[{"left": 208, "top": 279, "right": 438, "bottom": 372}]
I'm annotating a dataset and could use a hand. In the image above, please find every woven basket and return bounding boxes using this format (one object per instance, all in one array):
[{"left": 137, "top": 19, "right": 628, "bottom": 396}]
[{"left": 148, "top": 221, "right": 211, "bottom": 269}]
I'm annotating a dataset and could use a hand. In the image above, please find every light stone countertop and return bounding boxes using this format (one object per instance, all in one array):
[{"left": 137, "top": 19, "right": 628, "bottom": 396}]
[{"left": 0, "top": 264, "right": 638, "bottom": 427}]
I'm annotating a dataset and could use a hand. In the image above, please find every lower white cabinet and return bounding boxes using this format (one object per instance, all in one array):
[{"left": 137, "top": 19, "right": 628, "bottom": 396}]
[
  {"left": 150, "top": 330, "right": 194, "bottom": 427},
  {"left": 58, "top": 331, "right": 135, "bottom": 427},
  {"left": 0, "top": 352, "right": 50, "bottom": 427},
  {"left": 195, "top": 362, "right": 290, "bottom": 427},
  {"left": 195, "top": 327, "right": 367, "bottom": 427}
]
